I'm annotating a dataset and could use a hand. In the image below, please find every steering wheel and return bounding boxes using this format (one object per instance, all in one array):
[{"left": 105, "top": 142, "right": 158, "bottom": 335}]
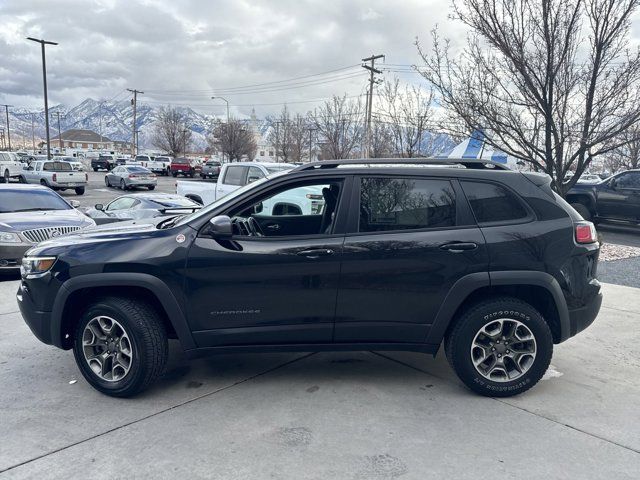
[{"left": 247, "top": 217, "right": 265, "bottom": 237}]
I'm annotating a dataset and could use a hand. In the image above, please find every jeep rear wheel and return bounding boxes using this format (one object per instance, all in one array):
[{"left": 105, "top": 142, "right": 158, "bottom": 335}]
[
  {"left": 72, "top": 297, "right": 168, "bottom": 397},
  {"left": 445, "top": 297, "right": 553, "bottom": 397}
]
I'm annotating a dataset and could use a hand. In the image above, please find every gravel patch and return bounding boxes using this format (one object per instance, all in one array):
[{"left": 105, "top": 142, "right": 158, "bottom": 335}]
[{"left": 599, "top": 243, "right": 640, "bottom": 262}]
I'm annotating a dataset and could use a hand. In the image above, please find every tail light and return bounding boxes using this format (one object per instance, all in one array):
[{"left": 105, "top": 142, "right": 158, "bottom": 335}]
[
  {"left": 575, "top": 221, "right": 598, "bottom": 244},
  {"left": 128, "top": 174, "right": 137, "bottom": 179},
  {"left": 52, "top": 173, "right": 57, "bottom": 182}
]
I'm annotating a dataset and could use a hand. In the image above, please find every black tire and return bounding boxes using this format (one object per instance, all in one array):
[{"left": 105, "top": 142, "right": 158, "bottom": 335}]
[
  {"left": 105, "top": 176, "right": 110, "bottom": 187},
  {"left": 75, "top": 187, "right": 85, "bottom": 195},
  {"left": 3, "top": 169, "right": 10, "bottom": 183},
  {"left": 72, "top": 297, "right": 168, "bottom": 397},
  {"left": 172, "top": 172, "right": 177, "bottom": 178},
  {"left": 200, "top": 173, "right": 206, "bottom": 179},
  {"left": 93, "top": 168, "right": 98, "bottom": 172},
  {"left": 445, "top": 297, "right": 553, "bottom": 397},
  {"left": 40, "top": 179, "right": 49, "bottom": 188},
  {"left": 120, "top": 179, "right": 127, "bottom": 190},
  {"left": 571, "top": 203, "right": 592, "bottom": 221},
  {"left": 148, "top": 185, "right": 155, "bottom": 190},
  {"left": 18, "top": 175, "right": 26, "bottom": 184},
  {"left": 189, "top": 169, "right": 195, "bottom": 178}
]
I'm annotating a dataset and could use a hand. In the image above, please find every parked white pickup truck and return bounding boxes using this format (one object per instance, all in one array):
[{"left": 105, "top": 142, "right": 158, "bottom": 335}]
[
  {"left": 176, "top": 162, "right": 325, "bottom": 216},
  {"left": 20, "top": 160, "right": 88, "bottom": 195},
  {"left": 176, "top": 162, "right": 293, "bottom": 205},
  {"left": 135, "top": 155, "right": 172, "bottom": 176},
  {"left": 0, "top": 152, "right": 24, "bottom": 183}
]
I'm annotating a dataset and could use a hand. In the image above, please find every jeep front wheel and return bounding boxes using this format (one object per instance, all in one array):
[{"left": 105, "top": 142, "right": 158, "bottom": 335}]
[
  {"left": 72, "top": 297, "right": 168, "bottom": 397},
  {"left": 445, "top": 297, "right": 553, "bottom": 397}
]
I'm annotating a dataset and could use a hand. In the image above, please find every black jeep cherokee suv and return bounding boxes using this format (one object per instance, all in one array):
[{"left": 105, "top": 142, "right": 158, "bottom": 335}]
[{"left": 17, "top": 158, "right": 602, "bottom": 397}]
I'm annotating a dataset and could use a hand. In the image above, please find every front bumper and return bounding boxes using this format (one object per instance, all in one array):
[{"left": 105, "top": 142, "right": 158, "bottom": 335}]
[
  {"left": 17, "top": 282, "right": 54, "bottom": 345},
  {"left": 568, "top": 291, "right": 603, "bottom": 337},
  {"left": 0, "top": 244, "right": 31, "bottom": 270}
]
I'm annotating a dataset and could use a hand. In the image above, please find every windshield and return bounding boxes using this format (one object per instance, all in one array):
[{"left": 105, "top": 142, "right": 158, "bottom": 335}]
[
  {"left": 0, "top": 189, "right": 72, "bottom": 213},
  {"left": 266, "top": 165, "right": 294, "bottom": 173}
]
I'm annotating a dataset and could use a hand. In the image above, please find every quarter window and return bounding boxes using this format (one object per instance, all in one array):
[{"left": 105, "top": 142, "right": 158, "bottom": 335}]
[
  {"left": 359, "top": 177, "right": 456, "bottom": 232},
  {"left": 223, "top": 166, "right": 248, "bottom": 186},
  {"left": 461, "top": 181, "right": 529, "bottom": 224}
]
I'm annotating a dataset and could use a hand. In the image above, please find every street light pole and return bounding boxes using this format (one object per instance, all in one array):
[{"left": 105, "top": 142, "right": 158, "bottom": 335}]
[
  {"left": 212, "top": 96, "right": 229, "bottom": 162},
  {"left": 27, "top": 37, "right": 58, "bottom": 160}
]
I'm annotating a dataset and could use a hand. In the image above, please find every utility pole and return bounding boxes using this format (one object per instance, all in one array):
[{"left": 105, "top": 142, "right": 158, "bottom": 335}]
[
  {"left": 54, "top": 111, "right": 63, "bottom": 151},
  {"left": 31, "top": 113, "right": 36, "bottom": 152},
  {"left": 127, "top": 88, "right": 143, "bottom": 157},
  {"left": 0, "top": 128, "right": 5, "bottom": 150},
  {"left": 1, "top": 105, "right": 12, "bottom": 151},
  {"left": 135, "top": 129, "right": 140, "bottom": 154},
  {"left": 362, "top": 54, "right": 384, "bottom": 159},
  {"left": 307, "top": 127, "right": 316, "bottom": 162}
]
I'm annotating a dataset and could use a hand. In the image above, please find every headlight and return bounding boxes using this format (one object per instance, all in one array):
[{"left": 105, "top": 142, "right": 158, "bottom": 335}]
[
  {"left": 21, "top": 256, "right": 57, "bottom": 277},
  {"left": 0, "top": 232, "right": 22, "bottom": 243}
]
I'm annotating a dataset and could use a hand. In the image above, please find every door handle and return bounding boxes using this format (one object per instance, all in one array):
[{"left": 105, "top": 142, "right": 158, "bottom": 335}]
[
  {"left": 297, "top": 248, "right": 334, "bottom": 258},
  {"left": 439, "top": 242, "right": 478, "bottom": 253},
  {"left": 266, "top": 224, "right": 281, "bottom": 231}
]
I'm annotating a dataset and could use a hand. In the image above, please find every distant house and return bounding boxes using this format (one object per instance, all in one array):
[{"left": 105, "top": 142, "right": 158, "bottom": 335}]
[
  {"left": 50, "top": 129, "right": 114, "bottom": 150},
  {"left": 47, "top": 129, "right": 132, "bottom": 154}
]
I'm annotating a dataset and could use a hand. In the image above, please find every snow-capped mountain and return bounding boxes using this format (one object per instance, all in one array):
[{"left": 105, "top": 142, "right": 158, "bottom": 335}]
[{"left": 6, "top": 98, "right": 217, "bottom": 150}]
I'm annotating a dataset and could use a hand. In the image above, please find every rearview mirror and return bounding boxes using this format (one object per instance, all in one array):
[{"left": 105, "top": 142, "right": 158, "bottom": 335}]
[
  {"left": 69, "top": 200, "right": 81, "bottom": 208},
  {"left": 95, "top": 204, "right": 104, "bottom": 211},
  {"left": 208, "top": 215, "right": 233, "bottom": 238}
]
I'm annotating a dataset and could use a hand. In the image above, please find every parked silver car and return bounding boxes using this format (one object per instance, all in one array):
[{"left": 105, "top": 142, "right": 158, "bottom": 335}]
[
  {"left": 0, "top": 184, "right": 95, "bottom": 270},
  {"left": 83, "top": 193, "right": 201, "bottom": 225},
  {"left": 105, "top": 165, "right": 157, "bottom": 190}
]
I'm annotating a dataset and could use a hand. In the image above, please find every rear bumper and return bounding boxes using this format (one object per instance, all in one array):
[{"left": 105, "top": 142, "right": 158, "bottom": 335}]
[{"left": 568, "top": 291, "right": 603, "bottom": 337}]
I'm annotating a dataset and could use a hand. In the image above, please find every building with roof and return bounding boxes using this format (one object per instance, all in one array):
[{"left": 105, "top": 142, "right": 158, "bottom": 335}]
[{"left": 45, "top": 129, "right": 132, "bottom": 155}]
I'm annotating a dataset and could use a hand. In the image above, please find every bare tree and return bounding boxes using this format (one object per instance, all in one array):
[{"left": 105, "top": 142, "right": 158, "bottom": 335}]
[
  {"left": 152, "top": 106, "right": 193, "bottom": 156},
  {"left": 267, "top": 106, "right": 293, "bottom": 162},
  {"left": 417, "top": 0, "right": 640, "bottom": 196},
  {"left": 369, "top": 119, "right": 396, "bottom": 158},
  {"left": 208, "top": 118, "right": 257, "bottom": 162},
  {"left": 311, "top": 95, "right": 364, "bottom": 159},
  {"left": 380, "top": 77, "right": 435, "bottom": 157},
  {"left": 612, "top": 125, "right": 640, "bottom": 170},
  {"left": 289, "top": 113, "right": 310, "bottom": 162}
]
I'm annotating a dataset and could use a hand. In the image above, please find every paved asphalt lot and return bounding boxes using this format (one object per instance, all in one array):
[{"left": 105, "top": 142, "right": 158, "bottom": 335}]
[
  {"left": 0, "top": 280, "right": 639, "bottom": 478},
  {"left": 1, "top": 172, "right": 640, "bottom": 478}
]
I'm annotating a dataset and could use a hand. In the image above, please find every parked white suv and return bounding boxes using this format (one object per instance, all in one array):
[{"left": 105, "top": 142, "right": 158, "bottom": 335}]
[{"left": 0, "top": 152, "right": 24, "bottom": 183}]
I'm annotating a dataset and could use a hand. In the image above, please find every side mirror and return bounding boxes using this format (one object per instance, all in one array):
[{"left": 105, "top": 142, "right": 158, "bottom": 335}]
[
  {"left": 609, "top": 178, "right": 617, "bottom": 189},
  {"left": 208, "top": 215, "right": 233, "bottom": 238},
  {"left": 69, "top": 200, "right": 81, "bottom": 208},
  {"left": 95, "top": 204, "right": 104, "bottom": 211},
  {"left": 253, "top": 202, "right": 264, "bottom": 214}
]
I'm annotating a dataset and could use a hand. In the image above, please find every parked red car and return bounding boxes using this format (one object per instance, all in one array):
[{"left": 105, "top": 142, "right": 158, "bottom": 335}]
[{"left": 170, "top": 157, "right": 201, "bottom": 178}]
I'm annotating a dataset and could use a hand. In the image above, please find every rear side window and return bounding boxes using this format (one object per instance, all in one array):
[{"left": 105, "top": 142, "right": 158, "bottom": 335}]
[
  {"left": 461, "top": 181, "right": 529, "bottom": 224},
  {"left": 223, "top": 166, "right": 248, "bottom": 186},
  {"left": 359, "top": 177, "right": 456, "bottom": 232}
]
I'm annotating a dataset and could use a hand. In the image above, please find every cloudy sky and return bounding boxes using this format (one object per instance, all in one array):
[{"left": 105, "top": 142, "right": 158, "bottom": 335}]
[{"left": 0, "top": 0, "right": 463, "bottom": 118}]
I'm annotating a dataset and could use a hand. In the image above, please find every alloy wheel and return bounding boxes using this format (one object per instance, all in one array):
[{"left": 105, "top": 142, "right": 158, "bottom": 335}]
[
  {"left": 470, "top": 318, "right": 537, "bottom": 382},
  {"left": 82, "top": 316, "right": 133, "bottom": 382}
]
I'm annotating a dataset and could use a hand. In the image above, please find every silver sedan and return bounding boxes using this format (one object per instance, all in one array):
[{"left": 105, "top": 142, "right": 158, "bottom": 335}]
[{"left": 105, "top": 166, "right": 157, "bottom": 190}]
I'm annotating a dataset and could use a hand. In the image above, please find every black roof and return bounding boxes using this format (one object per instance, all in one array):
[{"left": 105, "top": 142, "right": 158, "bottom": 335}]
[{"left": 292, "top": 158, "right": 510, "bottom": 172}]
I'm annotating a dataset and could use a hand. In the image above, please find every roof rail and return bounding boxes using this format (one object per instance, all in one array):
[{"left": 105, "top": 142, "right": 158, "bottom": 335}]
[{"left": 292, "top": 157, "right": 510, "bottom": 172}]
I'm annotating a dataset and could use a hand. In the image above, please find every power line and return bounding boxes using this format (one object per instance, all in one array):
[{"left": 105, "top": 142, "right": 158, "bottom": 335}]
[{"left": 144, "top": 64, "right": 361, "bottom": 94}]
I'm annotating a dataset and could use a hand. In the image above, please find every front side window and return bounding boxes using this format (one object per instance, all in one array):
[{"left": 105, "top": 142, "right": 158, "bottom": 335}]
[
  {"left": 107, "top": 197, "right": 137, "bottom": 211},
  {"left": 223, "top": 166, "right": 248, "bottom": 186},
  {"left": 616, "top": 172, "right": 640, "bottom": 189},
  {"left": 461, "top": 181, "right": 529, "bottom": 224},
  {"left": 359, "top": 177, "right": 456, "bottom": 232},
  {"left": 227, "top": 180, "right": 342, "bottom": 237}
]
